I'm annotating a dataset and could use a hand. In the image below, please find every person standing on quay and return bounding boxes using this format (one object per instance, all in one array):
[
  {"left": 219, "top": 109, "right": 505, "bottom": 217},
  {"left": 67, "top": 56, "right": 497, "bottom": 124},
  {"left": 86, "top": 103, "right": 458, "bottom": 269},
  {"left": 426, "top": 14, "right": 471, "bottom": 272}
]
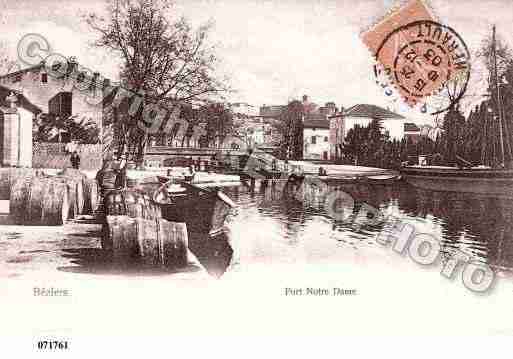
[{"left": 70, "top": 151, "right": 81, "bottom": 169}]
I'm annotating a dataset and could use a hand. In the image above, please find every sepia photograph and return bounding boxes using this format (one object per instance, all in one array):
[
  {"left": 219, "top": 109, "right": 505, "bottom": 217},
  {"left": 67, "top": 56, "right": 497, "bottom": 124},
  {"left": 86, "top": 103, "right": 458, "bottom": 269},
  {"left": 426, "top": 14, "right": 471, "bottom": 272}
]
[{"left": 0, "top": 0, "right": 512, "bottom": 356}]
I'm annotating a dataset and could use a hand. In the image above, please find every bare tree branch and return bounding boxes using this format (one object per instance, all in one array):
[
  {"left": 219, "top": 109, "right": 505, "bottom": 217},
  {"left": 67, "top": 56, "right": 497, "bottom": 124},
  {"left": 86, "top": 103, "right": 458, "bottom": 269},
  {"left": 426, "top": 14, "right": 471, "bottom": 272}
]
[{"left": 86, "top": 0, "right": 230, "bottom": 161}]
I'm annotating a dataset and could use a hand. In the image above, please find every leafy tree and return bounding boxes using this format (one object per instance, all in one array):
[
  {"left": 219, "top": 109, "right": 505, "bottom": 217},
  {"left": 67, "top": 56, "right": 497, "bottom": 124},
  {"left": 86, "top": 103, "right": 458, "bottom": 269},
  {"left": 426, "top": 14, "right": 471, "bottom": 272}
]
[
  {"left": 232, "top": 116, "right": 258, "bottom": 150},
  {"left": 200, "top": 103, "right": 235, "bottom": 148},
  {"left": 341, "top": 120, "right": 387, "bottom": 166},
  {"left": 276, "top": 100, "right": 304, "bottom": 160},
  {"left": 0, "top": 40, "right": 21, "bottom": 76},
  {"left": 34, "top": 114, "right": 100, "bottom": 144},
  {"left": 440, "top": 106, "right": 466, "bottom": 164}
]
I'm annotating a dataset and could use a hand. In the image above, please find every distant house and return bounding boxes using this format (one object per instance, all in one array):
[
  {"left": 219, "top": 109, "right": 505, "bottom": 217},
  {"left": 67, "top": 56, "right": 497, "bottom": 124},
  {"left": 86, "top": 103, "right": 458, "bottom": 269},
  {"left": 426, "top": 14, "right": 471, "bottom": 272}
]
[
  {"left": 230, "top": 102, "right": 259, "bottom": 117},
  {"left": 0, "top": 60, "right": 104, "bottom": 128},
  {"left": 318, "top": 101, "right": 338, "bottom": 118},
  {"left": 303, "top": 116, "right": 330, "bottom": 160},
  {"left": 260, "top": 95, "right": 341, "bottom": 159},
  {"left": 329, "top": 104, "right": 405, "bottom": 159},
  {"left": 0, "top": 86, "right": 42, "bottom": 167},
  {"left": 259, "top": 104, "right": 285, "bottom": 119},
  {"left": 404, "top": 122, "right": 421, "bottom": 143}
]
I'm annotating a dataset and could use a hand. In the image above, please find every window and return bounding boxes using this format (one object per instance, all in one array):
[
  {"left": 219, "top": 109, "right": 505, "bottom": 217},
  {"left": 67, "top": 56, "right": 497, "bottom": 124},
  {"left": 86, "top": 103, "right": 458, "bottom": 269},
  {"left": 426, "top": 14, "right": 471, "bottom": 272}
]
[
  {"left": 41, "top": 73, "right": 48, "bottom": 83},
  {"left": 49, "top": 92, "right": 72, "bottom": 118},
  {"left": 324, "top": 136, "right": 328, "bottom": 142},
  {"left": 311, "top": 136, "right": 316, "bottom": 144}
]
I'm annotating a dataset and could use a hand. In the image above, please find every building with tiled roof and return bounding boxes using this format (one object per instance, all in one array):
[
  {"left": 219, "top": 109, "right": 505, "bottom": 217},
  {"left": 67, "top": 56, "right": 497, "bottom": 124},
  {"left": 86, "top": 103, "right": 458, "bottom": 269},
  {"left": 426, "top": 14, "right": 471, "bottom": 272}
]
[
  {"left": 0, "top": 59, "right": 105, "bottom": 128},
  {"left": 258, "top": 95, "right": 341, "bottom": 160},
  {"left": 329, "top": 104, "right": 407, "bottom": 160},
  {"left": 259, "top": 105, "right": 285, "bottom": 119},
  {"left": 303, "top": 118, "right": 330, "bottom": 129},
  {"left": 343, "top": 104, "right": 405, "bottom": 121}
]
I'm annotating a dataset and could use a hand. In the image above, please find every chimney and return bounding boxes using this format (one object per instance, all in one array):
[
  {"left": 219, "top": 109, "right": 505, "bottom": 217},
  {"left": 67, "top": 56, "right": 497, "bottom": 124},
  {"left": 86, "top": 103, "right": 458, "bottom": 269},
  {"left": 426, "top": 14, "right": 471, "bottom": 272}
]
[
  {"left": 302, "top": 95, "right": 308, "bottom": 102},
  {"left": 68, "top": 56, "right": 78, "bottom": 75}
]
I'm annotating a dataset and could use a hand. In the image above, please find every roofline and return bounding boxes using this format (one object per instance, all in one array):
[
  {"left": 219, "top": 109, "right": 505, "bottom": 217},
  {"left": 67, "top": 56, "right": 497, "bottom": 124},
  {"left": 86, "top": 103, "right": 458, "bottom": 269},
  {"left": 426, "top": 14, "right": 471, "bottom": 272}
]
[
  {"left": 328, "top": 113, "right": 404, "bottom": 120},
  {"left": 344, "top": 114, "right": 405, "bottom": 120},
  {"left": 0, "top": 85, "right": 43, "bottom": 114},
  {"left": 304, "top": 122, "right": 330, "bottom": 129},
  {"left": 332, "top": 103, "right": 406, "bottom": 120},
  {"left": 0, "top": 64, "right": 45, "bottom": 80}
]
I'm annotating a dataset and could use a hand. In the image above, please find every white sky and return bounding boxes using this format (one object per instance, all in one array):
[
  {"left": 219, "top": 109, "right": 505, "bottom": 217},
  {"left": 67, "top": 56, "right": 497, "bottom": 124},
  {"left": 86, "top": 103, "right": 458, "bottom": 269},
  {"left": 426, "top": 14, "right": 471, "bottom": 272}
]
[{"left": 0, "top": 0, "right": 512, "bottom": 124}]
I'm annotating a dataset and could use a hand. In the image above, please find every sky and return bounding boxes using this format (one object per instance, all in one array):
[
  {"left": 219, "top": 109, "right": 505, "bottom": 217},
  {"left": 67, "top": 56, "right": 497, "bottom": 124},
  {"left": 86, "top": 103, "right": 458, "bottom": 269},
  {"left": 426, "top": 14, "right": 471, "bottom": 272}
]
[{"left": 0, "top": 0, "right": 512, "bottom": 124}]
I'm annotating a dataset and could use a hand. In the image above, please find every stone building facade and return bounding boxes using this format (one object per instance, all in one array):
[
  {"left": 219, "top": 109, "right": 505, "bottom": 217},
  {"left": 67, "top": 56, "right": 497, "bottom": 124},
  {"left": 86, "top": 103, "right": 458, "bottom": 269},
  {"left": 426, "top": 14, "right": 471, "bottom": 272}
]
[
  {"left": 0, "top": 61, "right": 104, "bottom": 129},
  {"left": 303, "top": 117, "right": 330, "bottom": 160}
]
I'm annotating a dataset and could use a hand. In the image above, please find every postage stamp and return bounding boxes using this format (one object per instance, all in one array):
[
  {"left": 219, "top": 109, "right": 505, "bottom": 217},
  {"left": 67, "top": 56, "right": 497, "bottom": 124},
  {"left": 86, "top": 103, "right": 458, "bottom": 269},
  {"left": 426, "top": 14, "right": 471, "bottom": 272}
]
[{"left": 362, "top": 0, "right": 471, "bottom": 114}]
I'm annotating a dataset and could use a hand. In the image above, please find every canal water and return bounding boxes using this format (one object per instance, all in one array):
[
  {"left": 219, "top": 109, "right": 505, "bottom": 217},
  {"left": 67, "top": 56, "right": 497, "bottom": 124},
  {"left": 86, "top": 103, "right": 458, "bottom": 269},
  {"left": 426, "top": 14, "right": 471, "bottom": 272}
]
[{"left": 194, "top": 180, "right": 513, "bottom": 279}]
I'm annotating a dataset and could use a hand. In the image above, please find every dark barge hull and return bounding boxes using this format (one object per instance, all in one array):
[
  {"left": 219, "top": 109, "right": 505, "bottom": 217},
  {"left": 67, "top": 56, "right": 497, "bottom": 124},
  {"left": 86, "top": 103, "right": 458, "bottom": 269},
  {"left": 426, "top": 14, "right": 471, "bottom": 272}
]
[
  {"left": 158, "top": 183, "right": 235, "bottom": 236},
  {"left": 401, "top": 166, "right": 513, "bottom": 195}
]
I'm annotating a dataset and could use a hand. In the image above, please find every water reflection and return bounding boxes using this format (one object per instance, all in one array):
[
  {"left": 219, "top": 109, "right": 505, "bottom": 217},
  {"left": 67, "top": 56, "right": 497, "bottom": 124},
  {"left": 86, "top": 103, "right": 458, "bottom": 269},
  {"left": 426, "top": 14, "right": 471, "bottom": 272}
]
[
  {"left": 188, "top": 231, "right": 233, "bottom": 278},
  {"left": 218, "top": 180, "right": 513, "bottom": 277}
]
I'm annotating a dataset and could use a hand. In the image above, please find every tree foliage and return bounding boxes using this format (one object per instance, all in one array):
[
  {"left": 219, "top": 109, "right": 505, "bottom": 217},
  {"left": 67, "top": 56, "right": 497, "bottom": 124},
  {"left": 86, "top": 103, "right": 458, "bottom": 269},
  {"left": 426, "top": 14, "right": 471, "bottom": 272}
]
[
  {"left": 0, "top": 40, "right": 21, "bottom": 76},
  {"left": 276, "top": 100, "right": 304, "bottom": 160},
  {"left": 199, "top": 103, "right": 234, "bottom": 148},
  {"left": 435, "top": 32, "right": 513, "bottom": 168},
  {"left": 34, "top": 114, "right": 100, "bottom": 144},
  {"left": 341, "top": 120, "right": 388, "bottom": 166}
]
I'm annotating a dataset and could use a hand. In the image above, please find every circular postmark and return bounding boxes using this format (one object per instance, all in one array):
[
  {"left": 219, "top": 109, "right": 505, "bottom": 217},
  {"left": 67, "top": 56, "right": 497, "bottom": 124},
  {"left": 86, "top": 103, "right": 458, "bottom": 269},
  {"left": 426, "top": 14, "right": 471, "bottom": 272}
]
[{"left": 374, "top": 20, "right": 470, "bottom": 115}]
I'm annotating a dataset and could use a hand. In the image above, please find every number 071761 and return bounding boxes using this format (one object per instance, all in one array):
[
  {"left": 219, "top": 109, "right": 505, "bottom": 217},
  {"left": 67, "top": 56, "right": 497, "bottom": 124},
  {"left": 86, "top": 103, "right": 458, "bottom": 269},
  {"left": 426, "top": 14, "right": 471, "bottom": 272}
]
[{"left": 36, "top": 340, "right": 69, "bottom": 350}]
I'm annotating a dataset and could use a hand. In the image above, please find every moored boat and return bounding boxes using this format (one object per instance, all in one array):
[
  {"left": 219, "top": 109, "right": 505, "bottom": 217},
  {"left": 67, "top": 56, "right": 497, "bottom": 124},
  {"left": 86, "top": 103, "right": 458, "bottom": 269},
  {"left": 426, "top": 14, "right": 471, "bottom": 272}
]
[
  {"left": 401, "top": 25, "right": 513, "bottom": 196},
  {"left": 401, "top": 166, "right": 513, "bottom": 195},
  {"left": 153, "top": 179, "right": 237, "bottom": 236}
]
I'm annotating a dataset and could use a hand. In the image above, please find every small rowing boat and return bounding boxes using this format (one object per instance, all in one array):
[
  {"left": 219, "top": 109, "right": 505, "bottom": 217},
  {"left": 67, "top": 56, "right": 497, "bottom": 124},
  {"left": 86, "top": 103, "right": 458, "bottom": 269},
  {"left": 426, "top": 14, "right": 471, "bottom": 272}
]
[{"left": 366, "top": 174, "right": 401, "bottom": 185}]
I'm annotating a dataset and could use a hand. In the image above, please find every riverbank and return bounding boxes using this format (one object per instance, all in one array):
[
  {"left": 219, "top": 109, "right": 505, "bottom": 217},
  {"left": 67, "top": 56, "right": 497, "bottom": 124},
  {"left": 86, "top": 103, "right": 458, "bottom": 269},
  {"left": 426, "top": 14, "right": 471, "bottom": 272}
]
[
  {"left": 0, "top": 199, "right": 209, "bottom": 280},
  {"left": 288, "top": 161, "right": 399, "bottom": 177}
]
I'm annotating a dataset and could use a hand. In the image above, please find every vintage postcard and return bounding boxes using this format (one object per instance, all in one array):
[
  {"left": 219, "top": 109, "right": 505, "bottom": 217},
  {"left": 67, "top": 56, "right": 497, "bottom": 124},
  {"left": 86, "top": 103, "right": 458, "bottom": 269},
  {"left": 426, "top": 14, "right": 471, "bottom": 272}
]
[{"left": 0, "top": 0, "right": 512, "bottom": 356}]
